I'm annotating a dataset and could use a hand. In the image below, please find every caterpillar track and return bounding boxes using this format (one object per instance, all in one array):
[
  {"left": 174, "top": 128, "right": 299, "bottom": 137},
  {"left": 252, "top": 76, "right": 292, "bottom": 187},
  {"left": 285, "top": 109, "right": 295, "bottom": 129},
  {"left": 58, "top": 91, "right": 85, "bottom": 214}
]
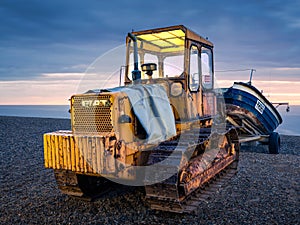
[
  {"left": 144, "top": 127, "right": 239, "bottom": 213},
  {"left": 53, "top": 126, "right": 239, "bottom": 213},
  {"left": 54, "top": 170, "right": 114, "bottom": 201}
]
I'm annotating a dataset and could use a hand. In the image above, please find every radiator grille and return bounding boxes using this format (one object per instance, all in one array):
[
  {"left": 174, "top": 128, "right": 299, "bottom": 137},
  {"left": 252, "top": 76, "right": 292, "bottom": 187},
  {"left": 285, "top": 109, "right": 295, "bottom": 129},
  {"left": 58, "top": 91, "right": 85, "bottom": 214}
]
[{"left": 72, "top": 95, "right": 113, "bottom": 133}]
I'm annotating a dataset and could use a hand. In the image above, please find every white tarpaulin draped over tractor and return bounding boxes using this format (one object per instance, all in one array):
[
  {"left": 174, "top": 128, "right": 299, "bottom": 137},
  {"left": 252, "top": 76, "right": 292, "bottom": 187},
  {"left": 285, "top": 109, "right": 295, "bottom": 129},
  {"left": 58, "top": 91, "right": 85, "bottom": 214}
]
[{"left": 109, "top": 84, "right": 176, "bottom": 144}]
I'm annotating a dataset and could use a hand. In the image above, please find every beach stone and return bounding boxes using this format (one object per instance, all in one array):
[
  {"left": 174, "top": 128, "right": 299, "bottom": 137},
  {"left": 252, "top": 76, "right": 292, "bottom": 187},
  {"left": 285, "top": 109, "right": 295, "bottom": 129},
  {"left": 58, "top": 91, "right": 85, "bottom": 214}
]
[{"left": 0, "top": 116, "right": 299, "bottom": 224}]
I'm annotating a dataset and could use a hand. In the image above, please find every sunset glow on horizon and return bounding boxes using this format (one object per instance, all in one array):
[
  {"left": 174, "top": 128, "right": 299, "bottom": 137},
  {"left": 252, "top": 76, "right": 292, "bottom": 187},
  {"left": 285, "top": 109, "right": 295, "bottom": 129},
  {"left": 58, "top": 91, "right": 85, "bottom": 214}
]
[{"left": 0, "top": 70, "right": 299, "bottom": 106}]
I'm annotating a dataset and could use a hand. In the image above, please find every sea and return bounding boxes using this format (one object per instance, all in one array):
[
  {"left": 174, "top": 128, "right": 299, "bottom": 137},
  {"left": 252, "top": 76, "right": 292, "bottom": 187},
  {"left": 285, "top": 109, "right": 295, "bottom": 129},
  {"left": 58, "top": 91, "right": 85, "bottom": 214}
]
[
  {"left": 0, "top": 105, "right": 70, "bottom": 119},
  {"left": 275, "top": 105, "right": 300, "bottom": 136},
  {"left": 0, "top": 105, "right": 299, "bottom": 136}
]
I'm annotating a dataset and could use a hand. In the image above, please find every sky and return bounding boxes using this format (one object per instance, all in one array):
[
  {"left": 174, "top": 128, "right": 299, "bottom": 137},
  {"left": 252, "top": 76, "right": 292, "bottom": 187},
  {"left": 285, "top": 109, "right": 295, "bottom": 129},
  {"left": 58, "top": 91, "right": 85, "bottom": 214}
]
[{"left": 0, "top": 0, "right": 299, "bottom": 105}]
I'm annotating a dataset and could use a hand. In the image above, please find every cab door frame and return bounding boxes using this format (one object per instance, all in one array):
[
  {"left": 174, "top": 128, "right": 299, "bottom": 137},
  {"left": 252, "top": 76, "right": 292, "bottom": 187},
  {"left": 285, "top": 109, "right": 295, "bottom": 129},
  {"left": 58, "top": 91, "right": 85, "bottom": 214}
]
[{"left": 186, "top": 39, "right": 203, "bottom": 119}]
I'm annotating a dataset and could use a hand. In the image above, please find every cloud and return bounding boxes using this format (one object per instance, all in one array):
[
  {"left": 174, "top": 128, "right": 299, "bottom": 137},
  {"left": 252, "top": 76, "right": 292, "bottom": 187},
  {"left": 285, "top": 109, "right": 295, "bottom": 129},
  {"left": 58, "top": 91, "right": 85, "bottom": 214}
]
[
  {"left": 217, "top": 79, "right": 300, "bottom": 105},
  {"left": 0, "top": 0, "right": 299, "bottom": 104},
  {"left": 0, "top": 69, "right": 122, "bottom": 104},
  {"left": 0, "top": 73, "right": 82, "bottom": 104},
  {"left": 274, "top": 67, "right": 300, "bottom": 72},
  {"left": 41, "top": 73, "right": 84, "bottom": 80},
  {"left": 215, "top": 67, "right": 300, "bottom": 82},
  {"left": 1, "top": 0, "right": 299, "bottom": 72}
]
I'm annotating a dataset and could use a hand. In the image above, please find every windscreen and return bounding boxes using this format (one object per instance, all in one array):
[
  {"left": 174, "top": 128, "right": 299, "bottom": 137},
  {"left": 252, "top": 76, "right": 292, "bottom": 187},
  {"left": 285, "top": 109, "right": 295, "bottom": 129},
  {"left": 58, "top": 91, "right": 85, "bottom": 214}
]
[{"left": 128, "top": 29, "right": 186, "bottom": 79}]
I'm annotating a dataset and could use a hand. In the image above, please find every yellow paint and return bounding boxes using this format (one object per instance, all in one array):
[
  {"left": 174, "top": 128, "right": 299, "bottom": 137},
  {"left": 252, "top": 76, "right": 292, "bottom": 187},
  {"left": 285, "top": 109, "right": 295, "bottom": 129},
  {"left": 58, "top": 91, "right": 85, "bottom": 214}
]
[
  {"left": 62, "top": 136, "right": 67, "bottom": 169},
  {"left": 74, "top": 136, "right": 81, "bottom": 172},
  {"left": 54, "top": 135, "right": 59, "bottom": 169},
  {"left": 44, "top": 134, "right": 49, "bottom": 167},
  {"left": 58, "top": 135, "right": 64, "bottom": 169},
  {"left": 96, "top": 137, "right": 102, "bottom": 173},
  {"left": 70, "top": 136, "right": 75, "bottom": 171}
]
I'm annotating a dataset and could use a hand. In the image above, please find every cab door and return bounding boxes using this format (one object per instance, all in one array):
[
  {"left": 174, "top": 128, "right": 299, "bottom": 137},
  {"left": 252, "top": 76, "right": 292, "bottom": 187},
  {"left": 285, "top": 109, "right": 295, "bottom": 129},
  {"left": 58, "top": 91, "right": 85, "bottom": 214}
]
[
  {"left": 187, "top": 42, "right": 202, "bottom": 119},
  {"left": 201, "top": 46, "right": 216, "bottom": 117}
]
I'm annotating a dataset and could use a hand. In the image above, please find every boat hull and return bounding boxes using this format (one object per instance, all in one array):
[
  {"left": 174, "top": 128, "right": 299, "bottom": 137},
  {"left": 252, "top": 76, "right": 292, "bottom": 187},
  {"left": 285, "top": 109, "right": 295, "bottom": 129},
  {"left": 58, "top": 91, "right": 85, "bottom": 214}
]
[{"left": 222, "top": 82, "right": 282, "bottom": 135}]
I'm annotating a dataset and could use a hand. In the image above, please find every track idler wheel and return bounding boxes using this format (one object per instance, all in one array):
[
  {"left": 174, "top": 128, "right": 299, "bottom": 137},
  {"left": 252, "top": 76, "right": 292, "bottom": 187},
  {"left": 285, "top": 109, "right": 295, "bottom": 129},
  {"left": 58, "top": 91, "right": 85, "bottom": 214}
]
[{"left": 54, "top": 169, "right": 113, "bottom": 200}]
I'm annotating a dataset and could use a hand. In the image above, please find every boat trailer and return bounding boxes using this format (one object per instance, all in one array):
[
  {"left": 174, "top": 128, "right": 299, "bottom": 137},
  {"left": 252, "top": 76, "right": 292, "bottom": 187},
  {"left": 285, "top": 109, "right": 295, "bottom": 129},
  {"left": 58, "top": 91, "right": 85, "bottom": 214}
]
[{"left": 221, "top": 82, "right": 289, "bottom": 154}]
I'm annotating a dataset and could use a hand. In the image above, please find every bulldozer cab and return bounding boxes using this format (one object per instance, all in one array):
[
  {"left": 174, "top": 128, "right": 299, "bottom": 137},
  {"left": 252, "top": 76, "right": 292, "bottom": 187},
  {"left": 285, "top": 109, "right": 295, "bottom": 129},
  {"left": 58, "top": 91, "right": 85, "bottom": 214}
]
[{"left": 125, "top": 25, "right": 216, "bottom": 119}]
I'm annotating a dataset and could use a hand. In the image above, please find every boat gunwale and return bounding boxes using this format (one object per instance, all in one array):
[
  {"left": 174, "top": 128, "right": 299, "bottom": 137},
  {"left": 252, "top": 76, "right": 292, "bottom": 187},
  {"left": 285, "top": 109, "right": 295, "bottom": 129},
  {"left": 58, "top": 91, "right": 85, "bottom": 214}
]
[{"left": 233, "top": 82, "right": 283, "bottom": 124}]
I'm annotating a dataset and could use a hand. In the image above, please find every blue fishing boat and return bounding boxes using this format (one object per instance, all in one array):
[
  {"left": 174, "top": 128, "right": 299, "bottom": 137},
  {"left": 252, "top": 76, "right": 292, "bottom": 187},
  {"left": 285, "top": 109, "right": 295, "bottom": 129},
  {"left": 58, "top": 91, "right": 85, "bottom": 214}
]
[
  {"left": 221, "top": 81, "right": 286, "bottom": 154},
  {"left": 223, "top": 82, "right": 282, "bottom": 133}
]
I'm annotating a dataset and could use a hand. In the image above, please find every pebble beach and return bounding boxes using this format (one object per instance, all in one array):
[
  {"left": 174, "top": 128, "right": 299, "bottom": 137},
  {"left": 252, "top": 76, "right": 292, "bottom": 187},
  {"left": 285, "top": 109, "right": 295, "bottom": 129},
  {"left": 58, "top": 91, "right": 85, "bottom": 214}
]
[{"left": 0, "top": 116, "right": 299, "bottom": 224}]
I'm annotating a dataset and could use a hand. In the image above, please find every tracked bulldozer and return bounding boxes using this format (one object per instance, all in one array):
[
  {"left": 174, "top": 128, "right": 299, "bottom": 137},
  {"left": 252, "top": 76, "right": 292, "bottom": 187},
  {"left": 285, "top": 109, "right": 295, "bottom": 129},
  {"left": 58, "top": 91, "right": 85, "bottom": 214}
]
[{"left": 44, "top": 25, "right": 240, "bottom": 213}]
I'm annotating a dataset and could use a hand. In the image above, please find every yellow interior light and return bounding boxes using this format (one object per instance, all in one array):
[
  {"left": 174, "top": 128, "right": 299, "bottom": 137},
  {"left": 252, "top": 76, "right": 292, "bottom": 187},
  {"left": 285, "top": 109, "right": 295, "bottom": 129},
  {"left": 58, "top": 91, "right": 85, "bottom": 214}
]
[{"left": 135, "top": 28, "right": 186, "bottom": 53}]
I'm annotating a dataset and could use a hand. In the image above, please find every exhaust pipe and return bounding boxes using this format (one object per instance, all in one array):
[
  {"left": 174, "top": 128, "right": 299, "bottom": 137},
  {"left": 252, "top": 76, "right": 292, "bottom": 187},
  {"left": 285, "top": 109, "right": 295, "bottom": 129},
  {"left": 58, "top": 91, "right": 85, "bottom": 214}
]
[{"left": 128, "top": 33, "right": 141, "bottom": 81}]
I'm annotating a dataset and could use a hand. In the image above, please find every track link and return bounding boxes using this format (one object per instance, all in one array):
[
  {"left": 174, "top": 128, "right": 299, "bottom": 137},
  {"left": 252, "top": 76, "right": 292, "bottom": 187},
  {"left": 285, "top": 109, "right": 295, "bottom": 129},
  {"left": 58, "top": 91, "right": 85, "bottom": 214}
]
[
  {"left": 144, "top": 127, "right": 239, "bottom": 213},
  {"left": 146, "top": 162, "right": 238, "bottom": 213}
]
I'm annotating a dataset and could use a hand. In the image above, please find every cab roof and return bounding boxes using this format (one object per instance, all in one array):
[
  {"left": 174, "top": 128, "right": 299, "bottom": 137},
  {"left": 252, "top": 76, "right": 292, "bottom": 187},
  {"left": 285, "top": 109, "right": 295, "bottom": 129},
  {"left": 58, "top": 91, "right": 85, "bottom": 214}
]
[{"left": 129, "top": 25, "right": 213, "bottom": 53}]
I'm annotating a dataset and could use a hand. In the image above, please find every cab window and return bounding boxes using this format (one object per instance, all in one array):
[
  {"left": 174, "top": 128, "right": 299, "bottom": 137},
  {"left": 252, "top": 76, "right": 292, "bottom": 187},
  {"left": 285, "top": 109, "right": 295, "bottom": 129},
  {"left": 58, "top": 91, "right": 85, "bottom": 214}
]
[
  {"left": 163, "top": 54, "right": 184, "bottom": 77},
  {"left": 201, "top": 47, "right": 213, "bottom": 89},
  {"left": 144, "top": 53, "right": 159, "bottom": 78},
  {"left": 189, "top": 45, "right": 200, "bottom": 92}
]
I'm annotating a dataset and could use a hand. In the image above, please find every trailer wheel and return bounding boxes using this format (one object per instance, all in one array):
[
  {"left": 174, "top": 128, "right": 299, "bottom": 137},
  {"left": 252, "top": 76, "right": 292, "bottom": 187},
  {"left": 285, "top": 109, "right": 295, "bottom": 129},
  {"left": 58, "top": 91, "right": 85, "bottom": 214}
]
[{"left": 269, "top": 132, "right": 280, "bottom": 154}]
